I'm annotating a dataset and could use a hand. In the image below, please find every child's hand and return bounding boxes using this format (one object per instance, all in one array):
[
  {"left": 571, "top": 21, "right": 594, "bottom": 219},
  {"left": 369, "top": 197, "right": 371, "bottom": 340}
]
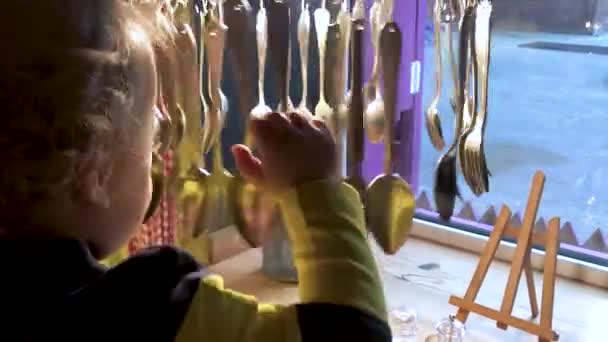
[{"left": 232, "top": 112, "right": 337, "bottom": 193}]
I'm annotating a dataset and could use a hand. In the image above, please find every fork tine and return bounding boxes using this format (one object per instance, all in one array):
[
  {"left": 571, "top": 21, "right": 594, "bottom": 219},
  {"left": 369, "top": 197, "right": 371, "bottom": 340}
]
[
  {"left": 475, "top": 145, "right": 485, "bottom": 195},
  {"left": 472, "top": 149, "right": 482, "bottom": 195},
  {"left": 467, "top": 144, "right": 480, "bottom": 196},
  {"left": 433, "top": 115, "right": 445, "bottom": 149},
  {"left": 467, "top": 147, "right": 477, "bottom": 194},
  {"left": 425, "top": 113, "right": 444, "bottom": 151}
]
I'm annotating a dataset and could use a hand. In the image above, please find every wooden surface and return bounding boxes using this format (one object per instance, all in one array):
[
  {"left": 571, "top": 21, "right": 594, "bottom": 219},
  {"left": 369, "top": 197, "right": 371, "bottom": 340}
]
[{"left": 209, "top": 238, "right": 608, "bottom": 341}]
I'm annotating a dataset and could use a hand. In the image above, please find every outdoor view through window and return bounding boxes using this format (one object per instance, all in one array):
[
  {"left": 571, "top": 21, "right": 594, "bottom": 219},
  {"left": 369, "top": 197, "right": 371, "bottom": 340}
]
[{"left": 419, "top": 1, "right": 608, "bottom": 260}]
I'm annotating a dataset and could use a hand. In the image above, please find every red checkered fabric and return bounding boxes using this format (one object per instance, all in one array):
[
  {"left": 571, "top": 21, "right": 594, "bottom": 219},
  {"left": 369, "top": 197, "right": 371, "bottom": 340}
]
[{"left": 128, "top": 151, "right": 176, "bottom": 255}]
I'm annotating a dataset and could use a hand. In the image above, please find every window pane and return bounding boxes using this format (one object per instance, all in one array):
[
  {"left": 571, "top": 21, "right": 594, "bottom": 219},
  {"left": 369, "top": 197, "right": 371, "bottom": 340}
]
[{"left": 419, "top": 0, "right": 608, "bottom": 258}]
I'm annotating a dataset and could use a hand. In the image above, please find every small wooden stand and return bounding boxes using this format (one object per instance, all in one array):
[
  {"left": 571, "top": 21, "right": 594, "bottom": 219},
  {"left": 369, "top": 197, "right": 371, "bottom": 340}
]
[{"left": 449, "top": 171, "right": 560, "bottom": 341}]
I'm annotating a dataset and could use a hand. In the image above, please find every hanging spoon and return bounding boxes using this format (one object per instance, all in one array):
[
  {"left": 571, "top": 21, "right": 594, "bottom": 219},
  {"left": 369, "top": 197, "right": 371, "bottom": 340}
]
[
  {"left": 231, "top": 0, "right": 274, "bottom": 247},
  {"left": 341, "top": 0, "right": 365, "bottom": 138},
  {"left": 326, "top": 23, "right": 348, "bottom": 174},
  {"left": 250, "top": 0, "right": 272, "bottom": 119},
  {"left": 367, "top": 18, "right": 416, "bottom": 255},
  {"left": 425, "top": 0, "right": 446, "bottom": 151},
  {"left": 314, "top": 0, "right": 333, "bottom": 121},
  {"left": 268, "top": 0, "right": 291, "bottom": 113},
  {"left": 217, "top": 0, "right": 230, "bottom": 114},
  {"left": 225, "top": 0, "right": 256, "bottom": 117},
  {"left": 175, "top": 23, "right": 205, "bottom": 178},
  {"left": 353, "top": 0, "right": 365, "bottom": 20},
  {"left": 204, "top": 2, "right": 234, "bottom": 232},
  {"left": 336, "top": 0, "right": 352, "bottom": 136},
  {"left": 296, "top": 0, "right": 313, "bottom": 118},
  {"left": 345, "top": 17, "right": 366, "bottom": 200},
  {"left": 201, "top": 4, "right": 227, "bottom": 154},
  {"left": 144, "top": 104, "right": 173, "bottom": 223},
  {"left": 362, "top": 0, "right": 381, "bottom": 106},
  {"left": 363, "top": 0, "right": 386, "bottom": 143},
  {"left": 175, "top": 20, "right": 213, "bottom": 241}
]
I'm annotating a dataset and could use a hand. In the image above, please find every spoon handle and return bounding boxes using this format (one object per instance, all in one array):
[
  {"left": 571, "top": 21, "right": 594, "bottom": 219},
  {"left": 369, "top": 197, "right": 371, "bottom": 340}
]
[
  {"left": 368, "top": 1, "right": 381, "bottom": 87},
  {"left": 225, "top": 0, "right": 256, "bottom": 116},
  {"left": 353, "top": 0, "right": 365, "bottom": 20},
  {"left": 175, "top": 24, "right": 203, "bottom": 171},
  {"left": 298, "top": 4, "right": 310, "bottom": 108},
  {"left": 314, "top": 5, "right": 330, "bottom": 104},
  {"left": 325, "top": 24, "right": 343, "bottom": 109},
  {"left": 205, "top": 14, "right": 228, "bottom": 112},
  {"left": 380, "top": 22, "right": 402, "bottom": 175},
  {"left": 430, "top": 0, "right": 443, "bottom": 108},
  {"left": 268, "top": 0, "right": 290, "bottom": 112},
  {"left": 338, "top": 6, "right": 351, "bottom": 98},
  {"left": 474, "top": 0, "right": 491, "bottom": 127},
  {"left": 256, "top": 5, "right": 268, "bottom": 106},
  {"left": 452, "top": 3, "right": 474, "bottom": 153},
  {"left": 348, "top": 19, "right": 365, "bottom": 167}
]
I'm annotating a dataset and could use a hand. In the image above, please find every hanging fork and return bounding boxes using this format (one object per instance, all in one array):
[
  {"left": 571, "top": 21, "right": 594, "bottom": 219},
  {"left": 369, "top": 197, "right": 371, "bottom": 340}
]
[
  {"left": 425, "top": 0, "right": 447, "bottom": 151},
  {"left": 460, "top": 0, "right": 492, "bottom": 195}
]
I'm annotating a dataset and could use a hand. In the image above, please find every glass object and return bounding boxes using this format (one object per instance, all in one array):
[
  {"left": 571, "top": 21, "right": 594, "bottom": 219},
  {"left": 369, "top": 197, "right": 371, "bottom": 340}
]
[
  {"left": 435, "top": 315, "right": 465, "bottom": 342},
  {"left": 262, "top": 214, "right": 298, "bottom": 283},
  {"left": 389, "top": 306, "right": 417, "bottom": 340},
  {"left": 418, "top": 0, "right": 608, "bottom": 261}
]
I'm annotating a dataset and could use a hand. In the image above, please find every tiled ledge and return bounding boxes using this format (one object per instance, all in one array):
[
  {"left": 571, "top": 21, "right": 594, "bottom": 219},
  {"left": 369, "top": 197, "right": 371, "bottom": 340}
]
[{"left": 415, "top": 191, "right": 608, "bottom": 259}]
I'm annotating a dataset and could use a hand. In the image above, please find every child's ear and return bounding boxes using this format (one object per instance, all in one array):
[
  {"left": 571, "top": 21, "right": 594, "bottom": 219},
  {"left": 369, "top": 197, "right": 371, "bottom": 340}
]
[{"left": 75, "top": 151, "right": 112, "bottom": 208}]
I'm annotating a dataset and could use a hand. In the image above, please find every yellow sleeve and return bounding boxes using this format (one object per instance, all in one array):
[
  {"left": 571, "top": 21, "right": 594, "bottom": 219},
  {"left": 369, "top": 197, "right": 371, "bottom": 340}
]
[
  {"left": 175, "top": 274, "right": 301, "bottom": 342},
  {"left": 280, "top": 180, "right": 387, "bottom": 321},
  {"left": 175, "top": 180, "right": 387, "bottom": 342},
  {"left": 99, "top": 245, "right": 129, "bottom": 267}
]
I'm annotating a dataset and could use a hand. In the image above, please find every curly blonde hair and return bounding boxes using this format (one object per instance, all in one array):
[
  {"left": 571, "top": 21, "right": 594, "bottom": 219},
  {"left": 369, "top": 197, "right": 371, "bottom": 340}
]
[{"left": 0, "top": 0, "right": 171, "bottom": 221}]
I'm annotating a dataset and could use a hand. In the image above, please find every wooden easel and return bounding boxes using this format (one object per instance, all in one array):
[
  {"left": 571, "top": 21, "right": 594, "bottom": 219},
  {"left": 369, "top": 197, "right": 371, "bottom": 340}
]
[{"left": 449, "top": 171, "right": 560, "bottom": 341}]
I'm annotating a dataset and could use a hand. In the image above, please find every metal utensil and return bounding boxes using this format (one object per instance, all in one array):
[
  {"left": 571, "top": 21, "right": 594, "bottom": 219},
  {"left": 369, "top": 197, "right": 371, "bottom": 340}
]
[
  {"left": 250, "top": 0, "right": 272, "bottom": 119},
  {"left": 441, "top": 0, "right": 459, "bottom": 114},
  {"left": 144, "top": 105, "right": 173, "bottom": 223},
  {"left": 363, "top": 0, "right": 385, "bottom": 143},
  {"left": 224, "top": 0, "right": 271, "bottom": 246},
  {"left": 314, "top": 0, "right": 332, "bottom": 120},
  {"left": 278, "top": 47, "right": 296, "bottom": 113},
  {"left": 217, "top": 0, "right": 230, "bottom": 114},
  {"left": 433, "top": 0, "right": 475, "bottom": 220},
  {"left": 261, "top": 0, "right": 299, "bottom": 283},
  {"left": 196, "top": 1, "right": 211, "bottom": 151},
  {"left": 201, "top": 5, "right": 227, "bottom": 154},
  {"left": 225, "top": 0, "right": 256, "bottom": 117},
  {"left": 353, "top": 0, "right": 365, "bottom": 20},
  {"left": 425, "top": 0, "right": 446, "bottom": 151},
  {"left": 335, "top": 0, "right": 351, "bottom": 131},
  {"left": 296, "top": 0, "right": 313, "bottom": 118},
  {"left": 174, "top": 19, "right": 213, "bottom": 241},
  {"left": 460, "top": 0, "right": 491, "bottom": 195},
  {"left": 202, "top": 2, "right": 234, "bottom": 233},
  {"left": 362, "top": 0, "right": 381, "bottom": 105},
  {"left": 268, "top": 0, "right": 290, "bottom": 113},
  {"left": 326, "top": 23, "right": 347, "bottom": 174},
  {"left": 367, "top": 19, "right": 415, "bottom": 255},
  {"left": 345, "top": 17, "right": 366, "bottom": 200},
  {"left": 175, "top": 23, "right": 204, "bottom": 178}
]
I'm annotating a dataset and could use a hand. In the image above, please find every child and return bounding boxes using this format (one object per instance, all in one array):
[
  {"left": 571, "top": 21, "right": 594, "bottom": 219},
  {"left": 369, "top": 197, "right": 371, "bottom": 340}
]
[{"left": 0, "top": 1, "right": 390, "bottom": 341}]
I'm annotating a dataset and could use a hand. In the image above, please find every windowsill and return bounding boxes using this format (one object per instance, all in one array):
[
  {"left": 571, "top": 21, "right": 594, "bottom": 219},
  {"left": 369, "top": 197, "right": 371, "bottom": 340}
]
[
  {"left": 210, "top": 237, "right": 608, "bottom": 341},
  {"left": 207, "top": 215, "right": 608, "bottom": 288}
]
